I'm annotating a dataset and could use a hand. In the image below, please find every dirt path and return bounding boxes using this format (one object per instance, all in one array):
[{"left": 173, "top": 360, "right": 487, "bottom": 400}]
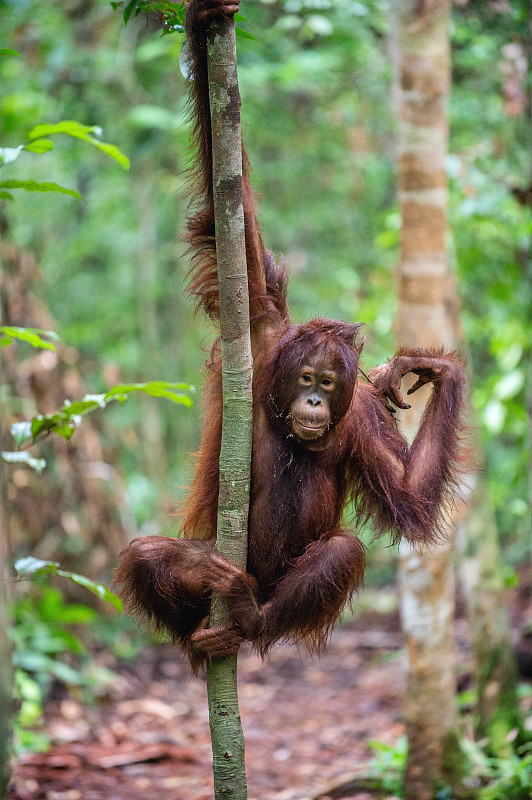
[{"left": 8, "top": 617, "right": 408, "bottom": 800}]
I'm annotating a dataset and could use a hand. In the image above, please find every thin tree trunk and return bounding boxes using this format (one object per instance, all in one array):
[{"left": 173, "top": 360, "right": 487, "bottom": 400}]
[
  {"left": 393, "top": 1, "right": 464, "bottom": 796},
  {"left": 204, "top": 13, "right": 252, "bottom": 800}
]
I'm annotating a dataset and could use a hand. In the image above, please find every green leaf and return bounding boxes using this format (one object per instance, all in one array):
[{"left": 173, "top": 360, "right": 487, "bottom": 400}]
[
  {"left": 0, "top": 191, "right": 13, "bottom": 199},
  {"left": 90, "top": 140, "right": 130, "bottom": 170},
  {"left": 67, "top": 397, "right": 97, "bottom": 413},
  {"left": 24, "top": 138, "right": 54, "bottom": 154},
  {"left": 1, "top": 451, "right": 46, "bottom": 473},
  {"left": 61, "top": 397, "right": 103, "bottom": 415},
  {"left": 57, "top": 571, "right": 123, "bottom": 611},
  {"left": 28, "top": 121, "right": 130, "bottom": 170},
  {"left": 31, "top": 414, "right": 64, "bottom": 439},
  {"left": 0, "top": 326, "right": 59, "bottom": 351},
  {"left": 29, "top": 412, "right": 77, "bottom": 442},
  {"left": 14, "top": 558, "right": 123, "bottom": 611},
  {"left": 235, "top": 27, "right": 256, "bottom": 41},
  {"left": 0, "top": 49, "right": 19, "bottom": 56},
  {"left": 51, "top": 423, "right": 77, "bottom": 441},
  {"left": 29, "top": 120, "right": 97, "bottom": 140},
  {"left": 123, "top": 0, "right": 138, "bottom": 24},
  {"left": 105, "top": 380, "right": 195, "bottom": 407},
  {"left": 0, "top": 180, "right": 81, "bottom": 199}
]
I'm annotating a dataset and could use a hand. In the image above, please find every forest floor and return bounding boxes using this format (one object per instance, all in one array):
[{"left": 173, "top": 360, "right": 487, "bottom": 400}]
[{"left": 6, "top": 580, "right": 532, "bottom": 800}]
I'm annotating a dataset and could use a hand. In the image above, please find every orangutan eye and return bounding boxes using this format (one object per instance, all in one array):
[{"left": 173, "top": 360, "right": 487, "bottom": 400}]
[
  {"left": 301, "top": 374, "right": 312, "bottom": 384},
  {"left": 321, "top": 376, "right": 337, "bottom": 391}
]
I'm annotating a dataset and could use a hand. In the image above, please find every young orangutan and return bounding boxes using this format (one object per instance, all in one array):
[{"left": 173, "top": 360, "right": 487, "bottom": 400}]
[{"left": 114, "top": 0, "right": 467, "bottom": 672}]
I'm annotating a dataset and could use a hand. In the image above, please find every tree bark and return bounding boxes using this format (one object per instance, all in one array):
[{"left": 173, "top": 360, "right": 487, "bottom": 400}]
[
  {"left": 392, "top": 1, "right": 464, "bottom": 796},
  {"left": 204, "top": 13, "right": 251, "bottom": 800}
]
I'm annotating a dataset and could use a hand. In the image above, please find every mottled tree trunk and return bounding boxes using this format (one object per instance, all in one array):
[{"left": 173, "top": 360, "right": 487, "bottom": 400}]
[
  {"left": 393, "top": 1, "right": 463, "bottom": 796},
  {"left": 204, "top": 13, "right": 251, "bottom": 800}
]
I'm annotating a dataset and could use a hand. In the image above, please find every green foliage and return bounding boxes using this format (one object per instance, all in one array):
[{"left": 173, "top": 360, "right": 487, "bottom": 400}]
[
  {"left": 10, "top": 583, "right": 115, "bottom": 753},
  {"left": 449, "top": 0, "right": 531, "bottom": 550},
  {"left": 0, "top": 326, "right": 59, "bottom": 351},
  {"left": 3, "top": 379, "right": 194, "bottom": 474},
  {"left": 367, "top": 736, "right": 406, "bottom": 796},
  {"left": 15, "top": 558, "right": 122, "bottom": 611},
  {"left": 110, "top": 1, "right": 253, "bottom": 40},
  {"left": 28, "top": 121, "right": 130, "bottom": 170},
  {"left": 461, "top": 738, "right": 532, "bottom": 800},
  {"left": 14, "top": 671, "right": 50, "bottom": 753},
  {"left": 0, "top": 116, "right": 129, "bottom": 199},
  {"left": 0, "top": 179, "right": 81, "bottom": 200},
  {"left": 10, "top": 560, "right": 125, "bottom": 752},
  {"left": 8, "top": 380, "right": 193, "bottom": 446},
  {"left": 365, "top": 734, "right": 532, "bottom": 800},
  {"left": 111, "top": 0, "right": 186, "bottom": 34},
  {"left": 106, "top": 379, "right": 195, "bottom": 404}
]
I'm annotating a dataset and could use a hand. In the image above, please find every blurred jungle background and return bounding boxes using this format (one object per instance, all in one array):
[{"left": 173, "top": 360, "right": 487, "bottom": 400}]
[{"left": 0, "top": 1, "right": 531, "bottom": 799}]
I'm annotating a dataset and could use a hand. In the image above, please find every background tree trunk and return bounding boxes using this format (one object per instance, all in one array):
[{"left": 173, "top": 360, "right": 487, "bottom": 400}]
[
  {"left": 204, "top": 12, "right": 252, "bottom": 800},
  {"left": 393, "top": 1, "right": 464, "bottom": 796},
  {"left": 393, "top": 1, "right": 523, "bottom": 780}
]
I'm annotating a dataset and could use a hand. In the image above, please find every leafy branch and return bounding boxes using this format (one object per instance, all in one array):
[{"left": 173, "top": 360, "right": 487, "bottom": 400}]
[
  {"left": 14, "top": 557, "right": 122, "bottom": 611},
  {"left": 110, "top": 1, "right": 254, "bottom": 40},
  {"left": 27, "top": 121, "right": 130, "bottom": 170},
  {"left": 111, "top": 0, "right": 187, "bottom": 34},
  {"left": 0, "top": 118, "right": 130, "bottom": 200},
  {"left": 5, "top": 380, "right": 194, "bottom": 457},
  {"left": 1, "top": 327, "right": 194, "bottom": 468},
  {"left": 0, "top": 327, "right": 59, "bottom": 351}
]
